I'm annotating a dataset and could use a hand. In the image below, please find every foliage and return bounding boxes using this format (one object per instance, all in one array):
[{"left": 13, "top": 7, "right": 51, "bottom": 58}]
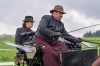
[{"left": 83, "top": 30, "right": 100, "bottom": 37}]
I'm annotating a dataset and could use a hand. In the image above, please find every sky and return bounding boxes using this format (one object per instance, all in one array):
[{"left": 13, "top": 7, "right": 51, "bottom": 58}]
[{"left": 0, "top": 0, "right": 100, "bottom": 37}]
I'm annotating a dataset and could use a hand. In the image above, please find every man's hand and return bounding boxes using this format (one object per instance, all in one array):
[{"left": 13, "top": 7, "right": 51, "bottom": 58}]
[
  {"left": 75, "top": 38, "right": 82, "bottom": 43},
  {"left": 54, "top": 32, "right": 62, "bottom": 36}
]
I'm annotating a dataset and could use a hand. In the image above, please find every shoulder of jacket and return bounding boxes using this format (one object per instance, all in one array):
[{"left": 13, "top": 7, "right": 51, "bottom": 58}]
[
  {"left": 41, "top": 15, "right": 52, "bottom": 20},
  {"left": 16, "top": 27, "right": 23, "bottom": 31}
]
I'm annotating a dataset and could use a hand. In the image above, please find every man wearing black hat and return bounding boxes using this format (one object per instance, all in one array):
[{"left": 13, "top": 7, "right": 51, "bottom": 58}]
[{"left": 35, "top": 5, "right": 82, "bottom": 66}]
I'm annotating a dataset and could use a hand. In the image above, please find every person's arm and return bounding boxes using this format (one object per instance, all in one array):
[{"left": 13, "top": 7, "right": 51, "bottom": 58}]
[
  {"left": 61, "top": 24, "right": 76, "bottom": 43},
  {"left": 62, "top": 24, "right": 82, "bottom": 43},
  {"left": 37, "top": 15, "right": 54, "bottom": 37},
  {"left": 15, "top": 28, "right": 21, "bottom": 45}
]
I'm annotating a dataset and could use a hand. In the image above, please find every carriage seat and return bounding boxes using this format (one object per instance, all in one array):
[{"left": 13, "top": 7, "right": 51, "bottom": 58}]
[{"left": 23, "top": 41, "right": 36, "bottom": 46}]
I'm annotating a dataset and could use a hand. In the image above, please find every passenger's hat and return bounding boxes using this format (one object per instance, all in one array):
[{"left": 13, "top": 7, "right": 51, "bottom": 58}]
[{"left": 23, "top": 16, "right": 35, "bottom": 22}]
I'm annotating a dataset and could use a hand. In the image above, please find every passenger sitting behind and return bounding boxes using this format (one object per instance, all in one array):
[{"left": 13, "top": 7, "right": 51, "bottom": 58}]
[{"left": 15, "top": 16, "right": 35, "bottom": 53}]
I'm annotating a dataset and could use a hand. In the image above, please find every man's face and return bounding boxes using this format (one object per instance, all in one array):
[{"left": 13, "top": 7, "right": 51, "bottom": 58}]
[{"left": 54, "top": 11, "right": 63, "bottom": 20}]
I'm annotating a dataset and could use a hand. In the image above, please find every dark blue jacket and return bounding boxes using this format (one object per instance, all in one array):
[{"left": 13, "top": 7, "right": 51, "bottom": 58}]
[
  {"left": 36, "top": 15, "right": 75, "bottom": 42},
  {"left": 15, "top": 27, "right": 33, "bottom": 45}
]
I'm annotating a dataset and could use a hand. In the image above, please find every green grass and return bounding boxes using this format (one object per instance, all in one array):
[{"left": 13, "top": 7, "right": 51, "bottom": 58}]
[
  {"left": 82, "top": 37, "right": 100, "bottom": 55},
  {"left": 0, "top": 37, "right": 15, "bottom": 49},
  {"left": 0, "top": 50, "right": 17, "bottom": 62},
  {"left": 82, "top": 37, "right": 100, "bottom": 48},
  {"left": 83, "top": 37, "right": 100, "bottom": 41},
  {"left": 0, "top": 37, "right": 17, "bottom": 62}
]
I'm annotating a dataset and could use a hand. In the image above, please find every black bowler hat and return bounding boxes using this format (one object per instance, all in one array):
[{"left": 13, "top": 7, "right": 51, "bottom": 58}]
[{"left": 23, "top": 16, "right": 35, "bottom": 22}]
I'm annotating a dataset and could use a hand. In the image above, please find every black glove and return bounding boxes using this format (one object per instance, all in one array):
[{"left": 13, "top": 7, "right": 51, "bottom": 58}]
[
  {"left": 75, "top": 38, "right": 82, "bottom": 43},
  {"left": 54, "top": 32, "right": 62, "bottom": 36}
]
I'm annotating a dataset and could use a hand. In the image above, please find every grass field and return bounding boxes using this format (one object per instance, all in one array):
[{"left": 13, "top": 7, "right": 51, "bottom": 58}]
[
  {"left": 0, "top": 37, "right": 15, "bottom": 49},
  {"left": 0, "top": 37, "right": 17, "bottom": 62},
  {"left": 0, "top": 37, "right": 100, "bottom": 62},
  {"left": 82, "top": 37, "right": 100, "bottom": 46},
  {"left": 82, "top": 37, "right": 100, "bottom": 48}
]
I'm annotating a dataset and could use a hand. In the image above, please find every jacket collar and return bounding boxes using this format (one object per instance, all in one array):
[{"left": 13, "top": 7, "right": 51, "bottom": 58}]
[{"left": 24, "top": 27, "right": 31, "bottom": 31}]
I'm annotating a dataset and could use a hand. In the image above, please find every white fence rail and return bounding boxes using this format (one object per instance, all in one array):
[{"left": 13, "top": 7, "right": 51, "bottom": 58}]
[
  {"left": 0, "top": 62, "right": 15, "bottom": 66},
  {"left": 0, "top": 49, "right": 16, "bottom": 66},
  {"left": 0, "top": 49, "right": 12, "bottom": 50}
]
